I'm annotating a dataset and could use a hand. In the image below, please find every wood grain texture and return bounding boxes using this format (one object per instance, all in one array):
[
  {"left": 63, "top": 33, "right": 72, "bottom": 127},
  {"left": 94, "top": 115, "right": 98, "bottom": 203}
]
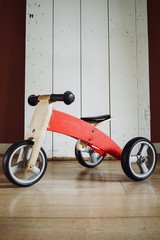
[{"left": 0, "top": 156, "right": 160, "bottom": 239}]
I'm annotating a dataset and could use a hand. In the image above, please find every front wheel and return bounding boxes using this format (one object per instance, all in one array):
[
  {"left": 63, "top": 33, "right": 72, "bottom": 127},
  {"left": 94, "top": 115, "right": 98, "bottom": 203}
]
[
  {"left": 2, "top": 140, "right": 47, "bottom": 187},
  {"left": 121, "top": 137, "right": 157, "bottom": 181}
]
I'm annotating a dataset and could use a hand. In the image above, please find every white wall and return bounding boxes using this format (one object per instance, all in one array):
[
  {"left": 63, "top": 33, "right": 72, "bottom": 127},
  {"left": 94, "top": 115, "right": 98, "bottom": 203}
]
[{"left": 25, "top": 0, "right": 150, "bottom": 158}]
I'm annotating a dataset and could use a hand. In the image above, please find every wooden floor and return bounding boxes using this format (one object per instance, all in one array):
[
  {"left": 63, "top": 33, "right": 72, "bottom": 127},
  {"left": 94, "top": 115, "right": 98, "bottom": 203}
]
[{"left": 0, "top": 156, "right": 160, "bottom": 240}]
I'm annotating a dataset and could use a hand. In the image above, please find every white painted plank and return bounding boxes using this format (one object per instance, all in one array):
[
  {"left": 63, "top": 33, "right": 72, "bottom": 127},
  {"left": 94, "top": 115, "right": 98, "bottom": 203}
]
[
  {"left": 53, "top": 0, "right": 80, "bottom": 157},
  {"left": 81, "top": 0, "right": 110, "bottom": 137},
  {"left": 136, "top": 0, "right": 150, "bottom": 139},
  {"left": 25, "top": 0, "right": 53, "bottom": 157},
  {"left": 81, "top": 0, "right": 110, "bottom": 117},
  {"left": 109, "top": 0, "right": 138, "bottom": 148}
]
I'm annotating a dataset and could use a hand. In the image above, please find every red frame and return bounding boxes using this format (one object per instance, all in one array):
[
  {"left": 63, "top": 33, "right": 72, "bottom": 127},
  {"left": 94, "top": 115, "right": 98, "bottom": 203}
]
[{"left": 47, "top": 110, "right": 122, "bottom": 160}]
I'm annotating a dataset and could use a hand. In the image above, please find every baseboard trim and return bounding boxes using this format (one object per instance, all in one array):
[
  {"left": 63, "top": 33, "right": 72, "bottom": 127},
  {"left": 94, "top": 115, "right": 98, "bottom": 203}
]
[
  {"left": 0, "top": 144, "right": 11, "bottom": 154},
  {"left": 153, "top": 143, "right": 160, "bottom": 154}
]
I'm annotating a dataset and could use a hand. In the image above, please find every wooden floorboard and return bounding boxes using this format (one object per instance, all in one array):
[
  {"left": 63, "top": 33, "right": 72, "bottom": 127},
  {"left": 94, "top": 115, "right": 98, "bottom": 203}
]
[{"left": 0, "top": 156, "right": 160, "bottom": 239}]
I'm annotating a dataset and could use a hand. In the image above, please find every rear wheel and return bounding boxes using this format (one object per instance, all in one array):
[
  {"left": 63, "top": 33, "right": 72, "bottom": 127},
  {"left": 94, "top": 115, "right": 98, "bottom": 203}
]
[
  {"left": 75, "top": 141, "right": 104, "bottom": 168},
  {"left": 2, "top": 140, "right": 47, "bottom": 187},
  {"left": 121, "top": 137, "right": 157, "bottom": 181}
]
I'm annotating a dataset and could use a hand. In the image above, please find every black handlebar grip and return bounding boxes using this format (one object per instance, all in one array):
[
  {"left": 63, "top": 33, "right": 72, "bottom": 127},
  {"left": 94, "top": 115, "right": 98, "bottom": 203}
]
[
  {"left": 50, "top": 91, "right": 75, "bottom": 105},
  {"left": 28, "top": 95, "right": 39, "bottom": 106},
  {"left": 63, "top": 91, "right": 75, "bottom": 105}
]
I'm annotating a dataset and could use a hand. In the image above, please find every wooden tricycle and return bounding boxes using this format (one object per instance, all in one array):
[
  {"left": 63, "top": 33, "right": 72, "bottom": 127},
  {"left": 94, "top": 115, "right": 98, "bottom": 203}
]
[{"left": 2, "top": 91, "right": 157, "bottom": 186}]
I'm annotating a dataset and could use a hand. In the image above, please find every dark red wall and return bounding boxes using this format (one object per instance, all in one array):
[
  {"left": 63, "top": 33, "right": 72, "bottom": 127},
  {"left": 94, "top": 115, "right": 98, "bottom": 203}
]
[
  {"left": 0, "top": 0, "right": 26, "bottom": 142},
  {"left": 148, "top": 0, "right": 160, "bottom": 143}
]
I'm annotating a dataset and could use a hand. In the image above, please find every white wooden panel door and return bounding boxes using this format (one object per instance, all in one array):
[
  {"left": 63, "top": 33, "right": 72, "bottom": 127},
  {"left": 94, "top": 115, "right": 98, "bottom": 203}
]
[{"left": 25, "top": 0, "right": 150, "bottom": 158}]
